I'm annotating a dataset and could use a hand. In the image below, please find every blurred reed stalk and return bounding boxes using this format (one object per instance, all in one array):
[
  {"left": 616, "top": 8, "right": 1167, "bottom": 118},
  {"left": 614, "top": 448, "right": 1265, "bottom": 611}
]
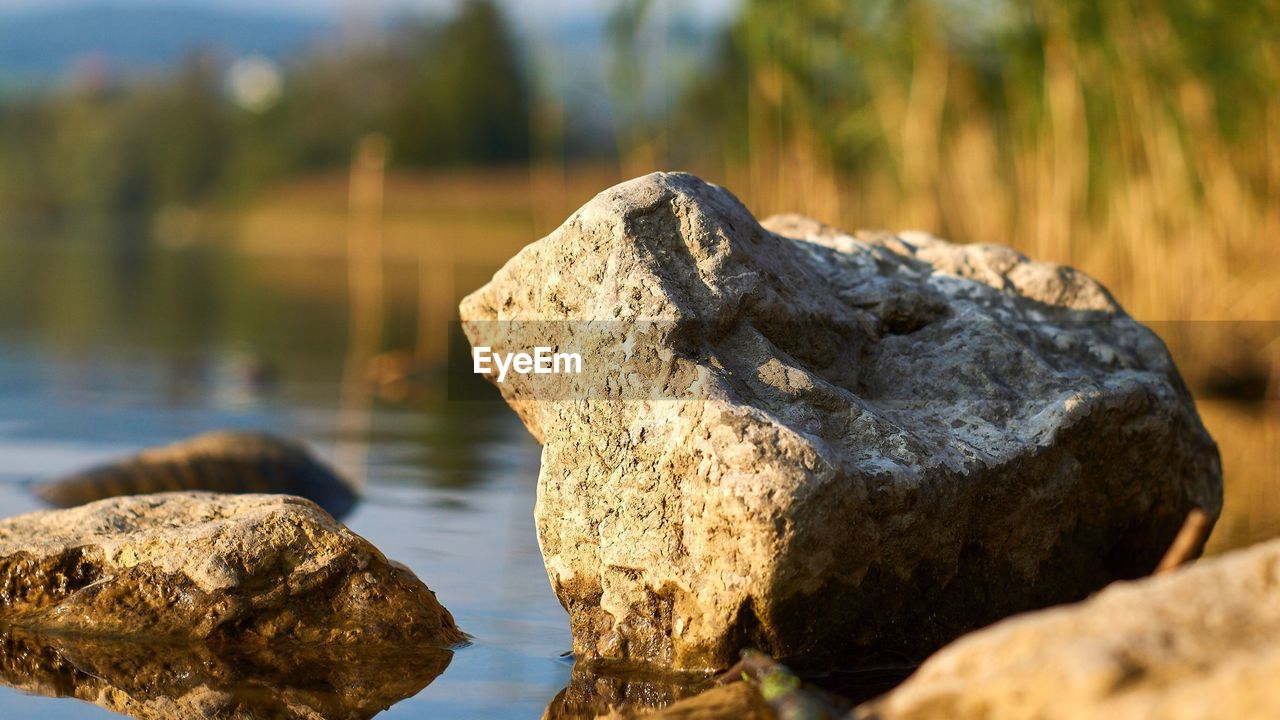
[{"left": 337, "top": 133, "right": 388, "bottom": 486}]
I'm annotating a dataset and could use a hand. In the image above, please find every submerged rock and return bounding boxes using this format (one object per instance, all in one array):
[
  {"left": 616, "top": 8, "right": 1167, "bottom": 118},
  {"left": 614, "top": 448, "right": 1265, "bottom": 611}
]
[
  {"left": 0, "top": 626, "right": 452, "bottom": 720},
  {"left": 0, "top": 492, "right": 464, "bottom": 646},
  {"left": 857, "top": 537, "right": 1280, "bottom": 720},
  {"left": 460, "top": 172, "right": 1221, "bottom": 672},
  {"left": 35, "top": 431, "right": 359, "bottom": 519}
]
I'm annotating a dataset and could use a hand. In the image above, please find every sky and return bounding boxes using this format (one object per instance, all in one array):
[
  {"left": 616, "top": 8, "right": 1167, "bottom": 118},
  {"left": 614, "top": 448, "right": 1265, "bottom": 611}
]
[{"left": 0, "top": 0, "right": 739, "bottom": 24}]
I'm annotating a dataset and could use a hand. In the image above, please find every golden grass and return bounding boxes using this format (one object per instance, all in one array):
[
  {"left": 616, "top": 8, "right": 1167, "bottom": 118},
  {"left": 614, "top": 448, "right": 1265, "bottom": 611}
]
[
  {"left": 633, "top": 4, "right": 1280, "bottom": 329},
  {"left": 235, "top": 167, "right": 622, "bottom": 264}
]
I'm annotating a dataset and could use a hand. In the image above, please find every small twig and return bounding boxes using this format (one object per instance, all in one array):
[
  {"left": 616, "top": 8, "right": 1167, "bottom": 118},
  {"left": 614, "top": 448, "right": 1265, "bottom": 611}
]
[{"left": 1154, "top": 508, "right": 1212, "bottom": 574}]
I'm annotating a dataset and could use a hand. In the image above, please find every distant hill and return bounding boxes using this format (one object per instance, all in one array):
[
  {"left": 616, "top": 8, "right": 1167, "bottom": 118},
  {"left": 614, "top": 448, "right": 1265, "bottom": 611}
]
[{"left": 0, "top": 4, "right": 331, "bottom": 88}]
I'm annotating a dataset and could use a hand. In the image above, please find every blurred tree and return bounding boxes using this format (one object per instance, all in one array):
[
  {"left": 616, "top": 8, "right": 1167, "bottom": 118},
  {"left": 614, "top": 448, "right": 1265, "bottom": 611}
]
[
  {"left": 0, "top": 0, "right": 531, "bottom": 218},
  {"left": 139, "top": 53, "right": 233, "bottom": 208},
  {"left": 390, "top": 0, "right": 530, "bottom": 167},
  {"left": 605, "top": 0, "right": 655, "bottom": 171}
]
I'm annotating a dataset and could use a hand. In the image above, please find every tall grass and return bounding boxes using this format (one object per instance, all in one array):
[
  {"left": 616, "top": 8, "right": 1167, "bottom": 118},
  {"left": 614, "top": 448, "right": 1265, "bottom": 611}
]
[{"left": 664, "top": 0, "right": 1280, "bottom": 326}]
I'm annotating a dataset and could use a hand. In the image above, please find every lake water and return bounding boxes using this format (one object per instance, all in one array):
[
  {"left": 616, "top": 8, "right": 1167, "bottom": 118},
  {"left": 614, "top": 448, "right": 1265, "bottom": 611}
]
[
  {"left": 0, "top": 230, "right": 581, "bottom": 718},
  {"left": 0, "top": 226, "right": 1275, "bottom": 719}
]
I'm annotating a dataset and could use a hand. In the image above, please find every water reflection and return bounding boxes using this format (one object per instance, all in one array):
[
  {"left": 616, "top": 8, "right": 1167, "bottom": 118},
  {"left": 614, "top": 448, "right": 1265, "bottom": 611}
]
[
  {"left": 542, "top": 662, "right": 709, "bottom": 719},
  {"left": 539, "top": 659, "right": 921, "bottom": 717},
  {"left": 0, "top": 628, "right": 452, "bottom": 720}
]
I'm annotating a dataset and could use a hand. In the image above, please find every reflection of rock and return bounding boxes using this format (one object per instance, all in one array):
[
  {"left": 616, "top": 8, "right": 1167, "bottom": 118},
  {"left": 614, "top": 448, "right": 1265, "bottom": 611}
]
[
  {"left": 0, "top": 493, "right": 464, "bottom": 646},
  {"left": 0, "top": 626, "right": 452, "bottom": 720},
  {"left": 35, "top": 431, "right": 359, "bottom": 519},
  {"left": 547, "top": 651, "right": 852, "bottom": 720},
  {"left": 461, "top": 172, "right": 1222, "bottom": 672},
  {"left": 608, "top": 683, "right": 774, "bottom": 720},
  {"left": 543, "top": 663, "right": 709, "bottom": 719},
  {"left": 856, "top": 537, "right": 1280, "bottom": 720}
]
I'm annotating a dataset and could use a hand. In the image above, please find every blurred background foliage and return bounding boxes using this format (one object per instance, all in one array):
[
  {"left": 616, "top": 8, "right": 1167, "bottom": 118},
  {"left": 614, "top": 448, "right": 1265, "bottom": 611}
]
[
  {"left": 0, "top": 0, "right": 1274, "bottom": 314},
  {"left": 0, "top": 0, "right": 532, "bottom": 219},
  {"left": 677, "top": 0, "right": 1280, "bottom": 323},
  {"left": 0, "top": 0, "right": 1275, "bottom": 327},
  {"left": 1, "top": 0, "right": 1276, "bottom": 375}
]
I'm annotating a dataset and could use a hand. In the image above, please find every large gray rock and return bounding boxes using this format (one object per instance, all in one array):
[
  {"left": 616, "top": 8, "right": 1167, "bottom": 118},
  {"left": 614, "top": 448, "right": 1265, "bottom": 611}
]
[
  {"left": 856, "top": 538, "right": 1280, "bottom": 720},
  {"left": 0, "top": 492, "right": 464, "bottom": 647},
  {"left": 460, "top": 172, "right": 1221, "bottom": 672}
]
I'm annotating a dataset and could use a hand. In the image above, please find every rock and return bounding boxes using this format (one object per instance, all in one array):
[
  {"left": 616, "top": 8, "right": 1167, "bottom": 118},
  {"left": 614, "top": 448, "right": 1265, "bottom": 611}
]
[
  {"left": 856, "top": 538, "right": 1280, "bottom": 720},
  {"left": 0, "top": 492, "right": 464, "bottom": 646},
  {"left": 35, "top": 431, "right": 359, "bottom": 520},
  {"left": 0, "top": 626, "right": 452, "bottom": 720},
  {"left": 460, "top": 172, "right": 1222, "bottom": 672}
]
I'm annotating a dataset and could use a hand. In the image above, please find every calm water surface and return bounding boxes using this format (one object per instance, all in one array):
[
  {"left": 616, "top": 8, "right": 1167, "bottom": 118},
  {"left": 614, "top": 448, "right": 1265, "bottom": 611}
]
[{"left": 0, "top": 231, "right": 571, "bottom": 718}]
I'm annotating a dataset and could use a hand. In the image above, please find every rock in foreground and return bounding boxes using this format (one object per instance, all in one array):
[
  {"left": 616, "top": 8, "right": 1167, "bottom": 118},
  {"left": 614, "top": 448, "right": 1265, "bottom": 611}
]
[
  {"left": 0, "top": 492, "right": 464, "bottom": 646},
  {"left": 461, "top": 172, "right": 1221, "bottom": 672},
  {"left": 35, "top": 431, "right": 359, "bottom": 519},
  {"left": 857, "top": 538, "right": 1280, "bottom": 720}
]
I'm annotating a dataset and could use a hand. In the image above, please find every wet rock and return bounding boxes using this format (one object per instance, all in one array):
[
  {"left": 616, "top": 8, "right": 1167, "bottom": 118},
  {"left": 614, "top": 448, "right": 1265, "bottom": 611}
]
[
  {"left": 0, "top": 492, "right": 464, "bottom": 646},
  {"left": 460, "top": 172, "right": 1222, "bottom": 672},
  {"left": 856, "top": 537, "right": 1280, "bottom": 720},
  {"left": 35, "top": 431, "right": 359, "bottom": 519},
  {"left": 0, "top": 626, "right": 451, "bottom": 720}
]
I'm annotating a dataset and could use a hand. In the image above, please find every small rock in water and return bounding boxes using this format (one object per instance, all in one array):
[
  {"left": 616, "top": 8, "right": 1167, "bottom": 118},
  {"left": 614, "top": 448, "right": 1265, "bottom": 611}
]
[
  {"left": 34, "top": 430, "right": 359, "bottom": 519},
  {"left": 0, "top": 492, "right": 464, "bottom": 647},
  {"left": 461, "top": 172, "right": 1222, "bottom": 672},
  {"left": 855, "top": 537, "right": 1280, "bottom": 720}
]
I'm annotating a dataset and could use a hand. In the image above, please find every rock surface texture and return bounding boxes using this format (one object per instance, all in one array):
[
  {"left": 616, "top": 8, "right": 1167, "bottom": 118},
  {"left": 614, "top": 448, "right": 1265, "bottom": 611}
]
[
  {"left": 35, "top": 431, "right": 359, "bottom": 519},
  {"left": 857, "top": 538, "right": 1280, "bottom": 720},
  {"left": 460, "top": 172, "right": 1222, "bottom": 672},
  {"left": 0, "top": 492, "right": 463, "bottom": 646}
]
